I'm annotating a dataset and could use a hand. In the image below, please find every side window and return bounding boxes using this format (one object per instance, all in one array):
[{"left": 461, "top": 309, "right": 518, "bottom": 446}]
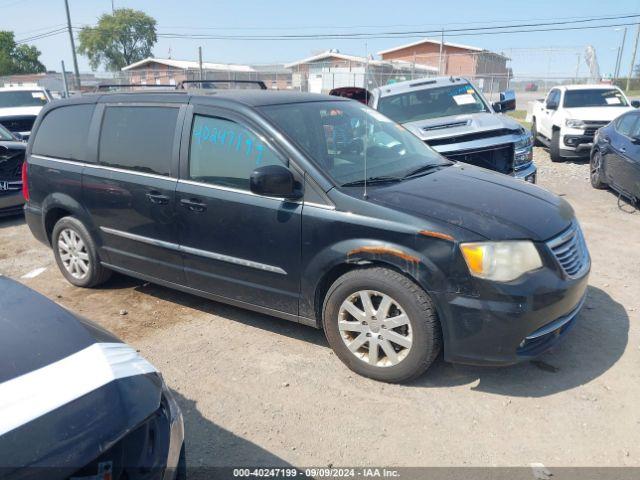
[
  {"left": 616, "top": 114, "right": 638, "bottom": 137},
  {"left": 99, "top": 106, "right": 178, "bottom": 176},
  {"left": 188, "top": 114, "right": 284, "bottom": 190},
  {"left": 32, "top": 104, "right": 95, "bottom": 161}
]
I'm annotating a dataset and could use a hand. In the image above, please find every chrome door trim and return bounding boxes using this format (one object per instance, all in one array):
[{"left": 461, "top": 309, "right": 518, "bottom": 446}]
[
  {"left": 99, "top": 226, "right": 287, "bottom": 275},
  {"left": 30, "top": 155, "right": 174, "bottom": 181}
]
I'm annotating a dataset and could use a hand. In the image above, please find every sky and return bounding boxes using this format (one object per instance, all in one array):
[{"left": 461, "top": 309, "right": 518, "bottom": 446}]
[{"left": 2, "top": 0, "right": 640, "bottom": 79}]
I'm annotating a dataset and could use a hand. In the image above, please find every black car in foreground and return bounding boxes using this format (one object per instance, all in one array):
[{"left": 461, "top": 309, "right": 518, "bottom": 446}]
[
  {"left": 591, "top": 110, "right": 640, "bottom": 203},
  {"left": 0, "top": 276, "right": 185, "bottom": 480},
  {"left": 0, "top": 123, "right": 25, "bottom": 217},
  {"left": 23, "top": 90, "right": 590, "bottom": 383}
]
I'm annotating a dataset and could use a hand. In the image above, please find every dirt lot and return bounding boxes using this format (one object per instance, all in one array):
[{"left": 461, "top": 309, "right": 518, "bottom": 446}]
[{"left": 1, "top": 147, "right": 639, "bottom": 469}]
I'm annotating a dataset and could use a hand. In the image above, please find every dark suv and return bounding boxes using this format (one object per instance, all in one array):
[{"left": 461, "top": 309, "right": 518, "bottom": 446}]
[{"left": 24, "top": 90, "right": 590, "bottom": 383}]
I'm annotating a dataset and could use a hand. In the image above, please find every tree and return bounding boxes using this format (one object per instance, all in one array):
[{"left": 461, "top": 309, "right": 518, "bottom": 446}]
[
  {"left": 78, "top": 8, "right": 157, "bottom": 71},
  {"left": 0, "top": 31, "right": 46, "bottom": 75}
]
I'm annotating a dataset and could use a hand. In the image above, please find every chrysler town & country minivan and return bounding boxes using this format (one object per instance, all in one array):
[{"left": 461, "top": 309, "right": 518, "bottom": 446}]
[{"left": 23, "top": 90, "right": 590, "bottom": 383}]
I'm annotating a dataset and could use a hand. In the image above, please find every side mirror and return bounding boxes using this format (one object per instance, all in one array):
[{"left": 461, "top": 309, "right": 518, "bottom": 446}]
[
  {"left": 546, "top": 101, "right": 558, "bottom": 111},
  {"left": 631, "top": 100, "right": 640, "bottom": 108},
  {"left": 492, "top": 102, "right": 502, "bottom": 113},
  {"left": 12, "top": 132, "right": 24, "bottom": 142},
  {"left": 250, "top": 164, "right": 301, "bottom": 199},
  {"left": 499, "top": 89, "right": 516, "bottom": 112}
]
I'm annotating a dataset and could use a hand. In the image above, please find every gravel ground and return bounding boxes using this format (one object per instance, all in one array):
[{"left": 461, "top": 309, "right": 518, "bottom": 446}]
[{"left": 1, "top": 147, "right": 639, "bottom": 469}]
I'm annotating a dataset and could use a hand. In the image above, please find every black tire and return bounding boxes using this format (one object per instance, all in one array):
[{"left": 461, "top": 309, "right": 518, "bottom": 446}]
[
  {"left": 550, "top": 129, "right": 564, "bottom": 162},
  {"left": 590, "top": 149, "right": 607, "bottom": 189},
  {"left": 52, "top": 216, "right": 111, "bottom": 288},
  {"left": 322, "top": 267, "right": 442, "bottom": 383},
  {"left": 531, "top": 119, "right": 542, "bottom": 147}
]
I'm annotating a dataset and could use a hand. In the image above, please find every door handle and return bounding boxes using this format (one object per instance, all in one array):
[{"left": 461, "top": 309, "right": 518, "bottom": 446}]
[
  {"left": 146, "top": 191, "right": 170, "bottom": 205},
  {"left": 620, "top": 147, "right": 626, "bottom": 153},
  {"left": 180, "top": 198, "right": 207, "bottom": 212}
]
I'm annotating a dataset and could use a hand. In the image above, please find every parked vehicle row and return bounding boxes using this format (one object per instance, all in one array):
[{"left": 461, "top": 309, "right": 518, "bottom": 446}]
[{"left": 22, "top": 89, "right": 589, "bottom": 384}]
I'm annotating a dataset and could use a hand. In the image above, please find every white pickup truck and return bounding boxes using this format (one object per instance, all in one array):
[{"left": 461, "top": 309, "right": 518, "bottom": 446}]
[{"left": 530, "top": 84, "right": 639, "bottom": 162}]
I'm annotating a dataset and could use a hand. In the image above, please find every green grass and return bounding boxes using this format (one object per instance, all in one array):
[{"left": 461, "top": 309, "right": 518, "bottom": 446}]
[{"left": 507, "top": 110, "right": 531, "bottom": 130}]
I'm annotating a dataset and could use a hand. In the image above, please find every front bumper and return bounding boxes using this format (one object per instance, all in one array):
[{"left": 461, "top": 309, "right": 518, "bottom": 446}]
[
  {"left": 70, "top": 385, "right": 184, "bottom": 480},
  {"left": 511, "top": 162, "right": 537, "bottom": 183},
  {"left": 560, "top": 129, "right": 595, "bottom": 157},
  {"left": 0, "top": 190, "right": 24, "bottom": 217},
  {"left": 433, "top": 265, "right": 590, "bottom": 366}
]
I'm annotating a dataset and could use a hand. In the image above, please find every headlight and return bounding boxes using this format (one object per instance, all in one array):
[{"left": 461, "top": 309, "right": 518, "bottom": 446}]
[
  {"left": 514, "top": 132, "right": 532, "bottom": 150},
  {"left": 565, "top": 118, "right": 585, "bottom": 128},
  {"left": 460, "top": 241, "right": 543, "bottom": 282}
]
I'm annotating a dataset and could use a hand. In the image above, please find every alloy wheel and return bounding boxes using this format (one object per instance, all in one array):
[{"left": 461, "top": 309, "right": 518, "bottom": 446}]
[
  {"left": 58, "top": 228, "right": 90, "bottom": 280},
  {"left": 338, "top": 290, "right": 413, "bottom": 367}
]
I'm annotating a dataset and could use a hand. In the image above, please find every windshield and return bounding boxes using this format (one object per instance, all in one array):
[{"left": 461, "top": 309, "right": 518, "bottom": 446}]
[
  {"left": 261, "top": 100, "right": 450, "bottom": 186},
  {"left": 0, "top": 124, "right": 13, "bottom": 141},
  {"left": 563, "top": 89, "right": 629, "bottom": 108},
  {"left": 377, "top": 83, "right": 489, "bottom": 124},
  {"left": 0, "top": 90, "right": 49, "bottom": 108}
]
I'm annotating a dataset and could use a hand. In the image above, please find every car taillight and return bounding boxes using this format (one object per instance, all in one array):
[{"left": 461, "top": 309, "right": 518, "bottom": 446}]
[{"left": 21, "top": 161, "right": 29, "bottom": 201}]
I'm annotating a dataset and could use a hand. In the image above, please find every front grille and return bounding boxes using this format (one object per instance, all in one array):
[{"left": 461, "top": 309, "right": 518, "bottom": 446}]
[
  {"left": 441, "top": 143, "right": 514, "bottom": 174},
  {"left": 547, "top": 223, "right": 589, "bottom": 278},
  {"left": 583, "top": 121, "right": 608, "bottom": 138},
  {"left": 1, "top": 115, "right": 36, "bottom": 133}
]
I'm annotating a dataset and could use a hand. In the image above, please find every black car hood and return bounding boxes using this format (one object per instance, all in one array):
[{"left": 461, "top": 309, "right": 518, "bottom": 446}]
[
  {"left": 0, "top": 277, "right": 161, "bottom": 475},
  {"left": 358, "top": 164, "right": 574, "bottom": 241}
]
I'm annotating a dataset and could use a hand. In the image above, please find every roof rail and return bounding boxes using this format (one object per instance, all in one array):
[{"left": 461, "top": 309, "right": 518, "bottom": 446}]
[
  {"left": 177, "top": 79, "right": 267, "bottom": 90},
  {"left": 93, "top": 83, "right": 176, "bottom": 92}
]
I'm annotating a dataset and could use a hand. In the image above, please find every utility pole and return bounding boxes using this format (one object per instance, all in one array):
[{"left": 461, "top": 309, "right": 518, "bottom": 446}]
[
  {"left": 64, "top": 0, "right": 81, "bottom": 90},
  {"left": 198, "top": 46, "right": 203, "bottom": 80},
  {"left": 626, "top": 23, "right": 640, "bottom": 92},
  {"left": 438, "top": 29, "right": 444, "bottom": 75},
  {"left": 61, "top": 60, "right": 69, "bottom": 98},
  {"left": 111, "top": 0, "right": 115, "bottom": 12},
  {"left": 615, "top": 27, "right": 627, "bottom": 79}
]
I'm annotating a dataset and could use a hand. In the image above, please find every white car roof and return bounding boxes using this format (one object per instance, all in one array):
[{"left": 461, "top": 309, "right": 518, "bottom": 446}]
[{"left": 558, "top": 84, "right": 622, "bottom": 91}]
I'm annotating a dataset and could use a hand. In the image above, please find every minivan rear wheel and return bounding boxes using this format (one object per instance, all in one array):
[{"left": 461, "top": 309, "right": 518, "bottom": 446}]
[
  {"left": 322, "top": 267, "right": 441, "bottom": 383},
  {"left": 52, "top": 216, "right": 111, "bottom": 288}
]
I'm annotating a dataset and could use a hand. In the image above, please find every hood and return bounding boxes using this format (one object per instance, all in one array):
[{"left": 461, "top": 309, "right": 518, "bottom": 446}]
[
  {"left": 563, "top": 106, "right": 634, "bottom": 122},
  {"left": 359, "top": 164, "right": 574, "bottom": 241},
  {"left": 0, "top": 106, "right": 42, "bottom": 118},
  {"left": 0, "top": 277, "right": 161, "bottom": 472},
  {"left": 402, "top": 111, "right": 523, "bottom": 142}
]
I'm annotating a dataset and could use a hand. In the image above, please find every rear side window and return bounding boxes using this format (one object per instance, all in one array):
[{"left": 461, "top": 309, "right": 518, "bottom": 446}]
[
  {"left": 99, "top": 106, "right": 178, "bottom": 176},
  {"left": 188, "top": 114, "right": 283, "bottom": 190},
  {"left": 32, "top": 104, "right": 95, "bottom": 161}
]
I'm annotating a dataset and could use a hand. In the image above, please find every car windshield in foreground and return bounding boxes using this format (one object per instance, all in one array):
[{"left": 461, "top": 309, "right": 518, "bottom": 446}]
[
  {"left": 377, "top": 82, "right": 489, "bottom": 124},
  {"left": 563, "top": 89, "right": 629, "bottom": 108},
  {"left": 260, "top": 100, "right": 450, "bottom": 187},
  {"left": 0, "top": 124, "right": 13, "bottom": 141},
  {"left": 0, "top": 90, "right": 48, "bottom": 108}
]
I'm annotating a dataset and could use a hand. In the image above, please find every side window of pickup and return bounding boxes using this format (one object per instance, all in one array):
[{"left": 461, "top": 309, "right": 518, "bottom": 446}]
[
  {"left": 545, "top": 90, "right": 560, "bottom": 110},
  {"left": 188, "top": 114, "right": 283, "bottom": 191}
]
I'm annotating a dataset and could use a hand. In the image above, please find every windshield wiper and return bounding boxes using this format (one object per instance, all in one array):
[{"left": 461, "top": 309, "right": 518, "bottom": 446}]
[
  {"left": 402, "top": 163, "right": 449, "bottom": 179},
  {"left": 341, "top": 176, "right": 403, "bottom": 187}
]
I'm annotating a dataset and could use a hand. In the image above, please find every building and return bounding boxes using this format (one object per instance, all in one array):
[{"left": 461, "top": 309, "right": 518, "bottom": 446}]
[
  {"left": 285, "top": 50, "right": 437, "bottom": 94},
  {"left": 121, "top": 57, "right": 291, "bottom": 90},
  {"left": 378, "top": 39, "right": 511, "bottom": 93}
]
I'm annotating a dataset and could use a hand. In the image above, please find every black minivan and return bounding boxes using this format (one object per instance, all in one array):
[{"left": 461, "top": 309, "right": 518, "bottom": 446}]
[{"left": 23, "top": 90, "right": 590, "bottom": 383}]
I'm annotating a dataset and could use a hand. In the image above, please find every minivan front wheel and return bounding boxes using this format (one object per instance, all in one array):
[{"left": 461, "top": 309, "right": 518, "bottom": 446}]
[
  {"left": 323, "top": 267, "right": 441, "bottom": 383},
  {"left": 52, "top": 217, "right": 111, "bottom": 288}
]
